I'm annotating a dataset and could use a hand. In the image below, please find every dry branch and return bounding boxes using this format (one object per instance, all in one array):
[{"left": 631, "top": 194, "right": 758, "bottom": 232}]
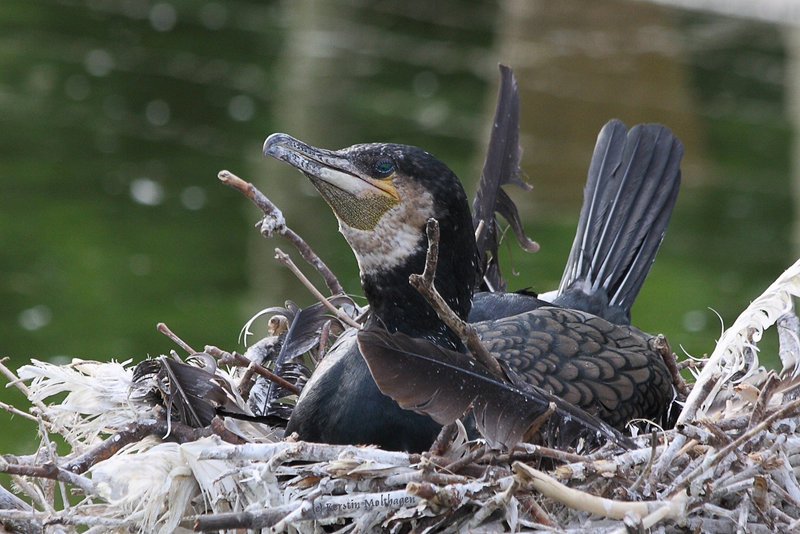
[
  {"left": 274, "top": 248, "right": 361, "bottom": 329},
  {"left": 409, "top": 218, "right": 505, "bottom": 378},
  {"left": 206, "top": 344, "right": 300, "bottom": 396},
  {"left": 218, "top": 169, "right": 344, "bottom": 295}
]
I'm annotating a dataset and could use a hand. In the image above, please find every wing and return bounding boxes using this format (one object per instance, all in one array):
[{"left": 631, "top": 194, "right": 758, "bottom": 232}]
[{"left": 475, "top": 306, "right": 674, "bottom": 427}]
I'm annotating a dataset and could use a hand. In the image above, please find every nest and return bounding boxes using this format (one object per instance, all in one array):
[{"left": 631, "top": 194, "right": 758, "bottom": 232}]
[{"left": 3, "top": 172, "right": 800, "bottom": 534}]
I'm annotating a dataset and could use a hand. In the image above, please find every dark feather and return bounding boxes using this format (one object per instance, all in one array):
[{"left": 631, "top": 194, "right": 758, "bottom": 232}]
[
  {"left": 258, "top": 296, "right": 356, "bottom": 417},
  {"left": 257, "top": 301, "right": 322, "bottom": 416},
  {"left": 131, "top": 355, "right": 242, "bottom": 428},
  {"left": 243, "top": 335, "right": 283, "bottom": 416},
  {"left": 472, "top": 64, "right": 537, "bottom": 292},
  {"left": 557, "top": 120, "right": 683, "bottom": 324},
  {"left": 357, "top": 326, "right": 632, "bottom": 450}
]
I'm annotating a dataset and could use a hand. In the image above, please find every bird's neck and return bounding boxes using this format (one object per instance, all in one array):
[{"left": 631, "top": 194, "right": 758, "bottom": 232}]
[{"left": 360, "top": 234, "right": 476, "bottom": 350}]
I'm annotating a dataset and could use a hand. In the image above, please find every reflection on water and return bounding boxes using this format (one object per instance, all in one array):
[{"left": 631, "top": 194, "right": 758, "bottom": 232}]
[{"left": 0, "top": 0, "right": 794, "bottom": 452}]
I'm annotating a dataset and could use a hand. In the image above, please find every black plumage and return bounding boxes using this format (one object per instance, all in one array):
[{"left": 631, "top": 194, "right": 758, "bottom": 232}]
[{"left": 263, "top": 117, "right": 682, "bottom": 452}]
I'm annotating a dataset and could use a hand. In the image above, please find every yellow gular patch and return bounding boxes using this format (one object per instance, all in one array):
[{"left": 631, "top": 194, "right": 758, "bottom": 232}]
[
  {"left": 339, "top": 178, "right": 436, "bottom": 274},
  {"left": 311, "top": 178, "right": 400, "bottom": 231}
]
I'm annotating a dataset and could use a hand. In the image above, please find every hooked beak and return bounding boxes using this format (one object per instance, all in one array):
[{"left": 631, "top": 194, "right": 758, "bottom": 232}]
[
  {"left": 263, "top": 133, "right": 400, "bottom": 230},
  {"left": 263, "top": 133, "right": 399, "bottom": 200}
]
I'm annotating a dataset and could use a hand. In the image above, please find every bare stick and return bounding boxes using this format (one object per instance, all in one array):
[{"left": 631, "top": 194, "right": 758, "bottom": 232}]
[
  {"left": 513, "top": 461, "right": 686, "bottom": 522},
  {"left": 157, "top": 322, "right": 197, "bottom": 354},
  {"left": 218, "top": 170, "right": 344, "bottom": 295},
  {"left": 652, "top": 334, "right": 689, "bottom": 397},
  {"left": 0, "top": 359, "right": 34, "bottom": 398},
  {"left": 206, "top": 345, "right": 300, "bottom": 396},
  {"left": 409, "top": 219, "right": 504, "bottom": 378},
  {"left": 429, "top": 422, "right": 458, "bottom": 456},
  {"left": 507, "top": 443, "right": 588, "bottom": 465},
  {"left": 274, "top": 248, "right": 361, "bottom": 329},
  {"left": 670, "top": 397, "right": 800, "bottom": 496},
  {"left": 444, "top": 444, "right": 487, "bottom": 473},
  {"left": 315, "top": 320, "right": 332, "bottom": 362},
  {"left": 0, "top": 400, "right": 37, "bottom": 423},
  {"left": 61, "top": 418, "right": 242, "bottom": 475},
  {"left": 0, "top": 359, "right": 57, "bottom": 434},
  {"left": 522, "top": 402, "right": 556, "bottom": 442},
  {"left": 628, "top": 431, "right": 658, "bottom": 494},
  {"left": 517, "top": 493, "right": 557, "bottom": 527}
]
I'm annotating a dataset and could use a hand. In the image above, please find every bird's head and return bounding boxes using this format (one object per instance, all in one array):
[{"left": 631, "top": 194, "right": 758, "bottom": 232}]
[
  {"left": 263, "top": 133, "right": 475, "bottom": 280},
  {"left": 264, "top": 133, "right": 477, "bottom": 336}
]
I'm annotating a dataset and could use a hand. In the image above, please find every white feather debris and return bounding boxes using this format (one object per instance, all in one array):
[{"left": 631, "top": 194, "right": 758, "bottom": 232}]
[{"left": 679, "top": 257, "right": 800, "bottom": 424}]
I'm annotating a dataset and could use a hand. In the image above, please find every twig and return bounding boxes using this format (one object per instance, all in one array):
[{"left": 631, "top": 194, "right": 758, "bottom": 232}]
[
  {"left": 517, "top": 493, "right": 557, "bottom": 527},
  {"left": 409, "top": 218, "right": 504, "bottom": 378},
  {"left": 629, "top": 431, "right": 658, "bottom": 494},
  {"left": 0, "top": 459, "right": 95, "bottom": 496},
  {"left": 206, "top": 345, "right": 300, "bottom": 396},
  {"left": 429, "top": 422, "right": 459, "bottom": 456},
  {"left": 652, "top": 334, "right": 689, "bottom": 397},
  {"left": 60, "top": 421, "right": 162, "bottom": 474},
  {"left": 0, "top": 360, "right": 63, "bottom": 438},
  {"left": 676, "top": 359, "right": 700, "bottom": 371},
  {"left": 778, "top": 311, "right": 800, "bottom": 378},
  {"left": 0, "top": 359, "right": 34, "bottom": 399},
  {"left": 0, "top": 486, "right": 37, "bottom": 534},
  {"left": 61, "top": 418, "right": 241, "bottom": 475},
  {"left": 157, "top": 322, "right": 197, "bottom": 354},
  {"left": 200, "top": 440, "right": 417, "bottom": 466},
  {"left": 513, "top": 461, "right": 686, "bottom": 522},
  {"left": 523, "top": 402, "right": 556, "bottom": 442},
  {"left": 0, "top": 399, "right": 37, "bottom": 423},
  {"left": 195, "top": 489, "right": 421, "bottom": 531},
  {"left": 748, "top": 372, "right": 779, "bottom": 431},
  {"left": 274, "top": 248, "right": 361, "bottom": 329},
  {"left": 316, "top": 319, "right": 333, "bottom": 362},
  {"left": 218, "top": 169, "right": 344, "bottom": 295},
  {"left": 234, "top": 360, "right": 259, "bottom": 400},
  {"left": 609, "top": 491, "right": 689, "bottom": 534},
  {"left": 671, "top": 397, "right": 800, "bottom": 496},
  {"left": 444, "top": 444, "right": 487, "bottom": 473},
  {"left": 494, "top": 449, "right": 580, "bottom": 471}
]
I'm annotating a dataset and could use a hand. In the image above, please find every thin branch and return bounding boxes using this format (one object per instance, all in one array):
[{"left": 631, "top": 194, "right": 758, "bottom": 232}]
[
  {"left": 218, "top": 169, "right": 344, "bottom": 295},
  {"left": 670, "top": 397, "right": 800, "bottom": 496},
  {"left": 504, "top": 443, "right": 588, "bottom": 466},
  {"left": 429, "top": 422, "right": 459, "bottom": 456},
  {"left": 652, "top": 334, "right": 690, "bottom": 397},
  {"left": 61, "top": 418, "right": 242, "bottom": 475},
  {"left": 523, "top": 402, "right": 556, "bottom": 442},
  {"left": 157, "top": 322, "right": 197, "bottom": 354},
  {"left": 274, "top": 248, "right": 361, "bottom": 329},
  {"left": 206, "top": 345, "right": 300, "bottom": 396},
  {"left": 0, "top": 359, "right": 34, "bottom": 399},
  {"left": 409, "top": 218, "right": 504, "bottom": 378},
  {"left": 0, "top": 459, "right": 95, "bottom": 496},
  {"left": 629, "top": 431, "right": 659, "bottom": 494},
  {"left": 316, "top": 319, "right": 333, "bottom": 363},
  {"left": 513, "top": 461, "right": 687, "bottom": 522},
  {"left": 443, "top": 444, "right": 487, "bottom": 473},
  {"left": 0, "top": 399, "right": 37, "bottom": 423}
]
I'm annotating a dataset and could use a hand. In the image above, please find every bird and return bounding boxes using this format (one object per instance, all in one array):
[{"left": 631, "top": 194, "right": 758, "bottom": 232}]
[{"left": 262, "top": 119, "right": 682, "bottom": 452}]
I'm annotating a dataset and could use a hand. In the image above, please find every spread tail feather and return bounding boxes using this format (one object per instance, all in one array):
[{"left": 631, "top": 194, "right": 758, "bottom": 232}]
[{"left": 555, "top": 120, "right": 683, "bottom": 324}]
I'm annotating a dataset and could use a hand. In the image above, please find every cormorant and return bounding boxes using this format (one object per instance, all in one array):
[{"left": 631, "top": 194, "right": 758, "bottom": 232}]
[{"left": 263, "top": 119, "right": 682, "bottom": 452}]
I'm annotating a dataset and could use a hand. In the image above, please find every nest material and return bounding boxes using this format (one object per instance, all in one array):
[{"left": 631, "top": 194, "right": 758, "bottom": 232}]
[
  {"left": 2, "top": 259, "right": 800, "bottom": 533},
  {"left": 3, "top": 169, "right": 800, "bottom": 533}
]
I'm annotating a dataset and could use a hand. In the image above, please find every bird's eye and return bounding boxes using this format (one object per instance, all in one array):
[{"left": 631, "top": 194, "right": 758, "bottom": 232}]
[{"left": 374, "top": 159, "right": 395, "bottom": 178}]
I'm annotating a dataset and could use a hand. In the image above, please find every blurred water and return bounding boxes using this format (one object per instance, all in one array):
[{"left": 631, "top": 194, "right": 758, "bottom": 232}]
[{"left": 0, "top": 0, "right": 794, "bottom": 454}]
